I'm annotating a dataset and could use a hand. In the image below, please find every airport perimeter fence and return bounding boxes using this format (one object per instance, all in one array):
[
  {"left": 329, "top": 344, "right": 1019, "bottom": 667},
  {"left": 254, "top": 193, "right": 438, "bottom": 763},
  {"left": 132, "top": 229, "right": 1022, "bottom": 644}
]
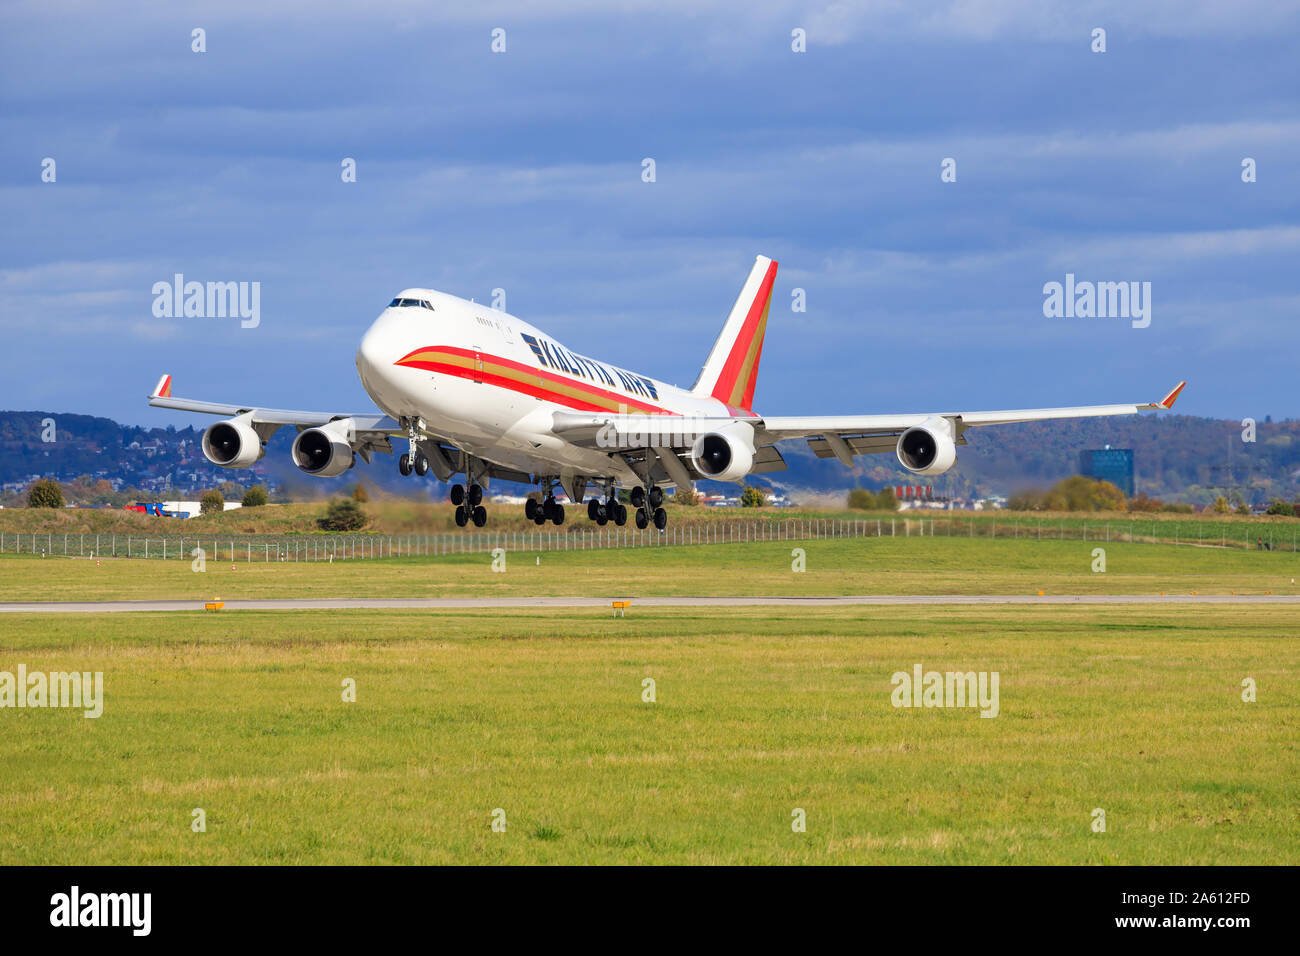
[{"left": 1, "top": 515, "right": 1297, "bottom": 561}]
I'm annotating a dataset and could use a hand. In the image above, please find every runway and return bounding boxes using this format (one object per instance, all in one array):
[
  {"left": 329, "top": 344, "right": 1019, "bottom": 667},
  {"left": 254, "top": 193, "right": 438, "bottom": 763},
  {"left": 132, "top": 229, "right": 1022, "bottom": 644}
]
[{"left": 2, "top": 594, "right": 1299, "bottom": 613}]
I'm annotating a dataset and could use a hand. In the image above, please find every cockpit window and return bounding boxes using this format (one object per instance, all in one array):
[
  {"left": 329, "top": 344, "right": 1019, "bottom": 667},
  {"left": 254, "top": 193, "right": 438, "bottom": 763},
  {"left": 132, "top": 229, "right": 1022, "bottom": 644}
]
[{"left": 389, "top": 297, "right": 435, "bottom": 310}]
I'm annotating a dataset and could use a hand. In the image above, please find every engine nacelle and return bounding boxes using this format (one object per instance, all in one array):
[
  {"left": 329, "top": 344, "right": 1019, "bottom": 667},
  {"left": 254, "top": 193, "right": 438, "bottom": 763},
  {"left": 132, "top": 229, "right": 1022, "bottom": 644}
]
[
  {"left": 291, "top": 419, "right": 357, "bottom": 477},
  {"left": 690, "top": 422, "right": 756, "bottom": 482},
  {"left": 896, "top": 417, "right": 958, "bottom": 476},
  {"left": 201, "top": 416, "right": 263, "bottom": 469}
]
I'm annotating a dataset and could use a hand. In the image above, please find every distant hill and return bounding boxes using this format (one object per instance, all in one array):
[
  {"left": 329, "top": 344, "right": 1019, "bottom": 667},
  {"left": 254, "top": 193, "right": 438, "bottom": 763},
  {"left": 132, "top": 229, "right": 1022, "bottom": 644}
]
[{"left": 2, "top": 409, "right": 1297, "bottom": 507}]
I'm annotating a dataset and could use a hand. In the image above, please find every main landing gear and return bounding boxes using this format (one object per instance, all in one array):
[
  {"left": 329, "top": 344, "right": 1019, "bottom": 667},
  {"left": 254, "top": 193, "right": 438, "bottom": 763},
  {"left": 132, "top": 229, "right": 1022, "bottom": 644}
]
[
  {"left": 451, "top": 482, "right": 486, "bottom": 528},
  {"left": 629, "top": 485, "right": 667, "bottom": 531},
  {"left": 586, "top": 493, "right": 627, "bottom": 527},
  {"left": 525, "top": 494, "right": 565, "bottom": 526}
]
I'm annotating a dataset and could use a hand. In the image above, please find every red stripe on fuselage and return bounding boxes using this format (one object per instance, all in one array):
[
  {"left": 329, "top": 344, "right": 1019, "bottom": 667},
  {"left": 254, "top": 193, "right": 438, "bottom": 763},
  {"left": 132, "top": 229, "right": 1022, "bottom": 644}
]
[{"left": 395, "top": 345, "right": 673, "bottom": 415}]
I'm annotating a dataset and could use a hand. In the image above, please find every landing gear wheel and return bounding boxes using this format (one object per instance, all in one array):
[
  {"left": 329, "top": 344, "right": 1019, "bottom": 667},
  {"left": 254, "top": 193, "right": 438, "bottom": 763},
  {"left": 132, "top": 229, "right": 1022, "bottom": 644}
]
[
  {"left": 587, "top": 499, "right": 600, "bottom": 521},
  {"left": 527, "top": 498, "right": 540, "bottom": 520},
  {"left": 648, "top": 487, "right": 664, "bottom": 508},
  {"left": 533, "top": 512, "right": 547, "bottom": 526},
  {"left": 630, "top": 487, "right": 646, "bottom": 508},
  {"left": 450, "top": 484, "right": 465, "bottom": 506},
  {"left": 653, "top": 507, "right": 667, "bottom": 531},
  {"left": 399, "top": 453, "right": 412, "bottom": 476},
  {"left": 467, "top": 483, "right": 483, "bottom": 507},
  {"left": 414, "top": 453, "right": 429, "bottom": 476},
  {"left": 614, "top": 504, "right": 628, "bottom": 526},
  {"left": 472, "top": 505, "right": 487, "bottom": 528},
  {"left": 635, "top": 508, "right": 649, "bottom": 530},
  {"left": 596, "top": 511, "right": 608, "bottom": 526},
  {"left": 551, "top": 504, "right": 565, "bottom": 526},
  {"left": 454, "top": 505, "right": 469, "bottom": 527}
]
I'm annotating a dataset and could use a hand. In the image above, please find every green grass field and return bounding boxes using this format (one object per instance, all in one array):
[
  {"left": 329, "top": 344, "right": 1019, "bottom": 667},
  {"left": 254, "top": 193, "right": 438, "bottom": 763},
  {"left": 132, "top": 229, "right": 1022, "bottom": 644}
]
[
  {"left": 3, "top": 537, "right": 1297, "bottom": 864},
  {"left": 2, "top": 605, "right": 1297, "bottom": 864},
  {"left": 1, "top": 536, "right": 1297, "bottom": 602}
]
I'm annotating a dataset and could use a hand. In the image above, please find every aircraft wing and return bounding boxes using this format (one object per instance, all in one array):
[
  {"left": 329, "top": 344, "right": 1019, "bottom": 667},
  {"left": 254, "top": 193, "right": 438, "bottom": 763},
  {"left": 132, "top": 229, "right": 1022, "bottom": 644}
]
[
  {"left": 755, "top": 382, "right": 1185, "bottom": 465},
  {"left": 552, "top": 382, "right": 1185, "bottom": 473},
  {"left": 147, "top": 374, "right": 403, "bottom": 457}
]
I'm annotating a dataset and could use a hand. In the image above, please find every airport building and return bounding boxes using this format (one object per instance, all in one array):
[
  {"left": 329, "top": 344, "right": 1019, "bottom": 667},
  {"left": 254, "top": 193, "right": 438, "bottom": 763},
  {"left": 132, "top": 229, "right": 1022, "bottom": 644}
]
[{"left": 1079, "top": 446, "right": 1135, "bottom": 497}]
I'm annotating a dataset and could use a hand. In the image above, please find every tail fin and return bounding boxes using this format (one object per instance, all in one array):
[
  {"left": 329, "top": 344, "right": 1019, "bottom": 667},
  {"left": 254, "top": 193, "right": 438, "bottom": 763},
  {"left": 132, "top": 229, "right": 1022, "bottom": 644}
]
[{"left": 691, "top": 255, "right": 778, "bottom": 412}]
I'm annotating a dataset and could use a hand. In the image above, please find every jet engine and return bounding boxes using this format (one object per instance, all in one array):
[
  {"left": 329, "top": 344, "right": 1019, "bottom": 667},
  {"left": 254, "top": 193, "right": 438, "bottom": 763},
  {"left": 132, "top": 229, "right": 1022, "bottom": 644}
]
[
  {"left": 201, "top": 416, "right": 264, "bottom": 469},
  {"left": 291, "top": 418, "right": 357, "bottom": 477},
  {"left": 895, "top": 417, "right": 958, "bottom": 476},
  {"left": 690, "top": 421, "right": 756, "bottom": 482}
]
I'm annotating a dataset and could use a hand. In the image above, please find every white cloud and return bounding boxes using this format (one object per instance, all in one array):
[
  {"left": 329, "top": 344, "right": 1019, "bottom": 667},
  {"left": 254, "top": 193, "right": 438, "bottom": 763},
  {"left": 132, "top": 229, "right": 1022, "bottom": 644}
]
[{"left": 803, "top": 0, "right": 1300, "bottom": 44}]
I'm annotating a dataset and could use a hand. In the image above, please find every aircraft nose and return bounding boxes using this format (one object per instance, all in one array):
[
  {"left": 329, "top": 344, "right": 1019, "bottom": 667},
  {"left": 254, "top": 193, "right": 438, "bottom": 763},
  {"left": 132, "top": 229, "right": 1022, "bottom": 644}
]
[{"left": 356, "top": 316, "right": 395, "bottom": 379}]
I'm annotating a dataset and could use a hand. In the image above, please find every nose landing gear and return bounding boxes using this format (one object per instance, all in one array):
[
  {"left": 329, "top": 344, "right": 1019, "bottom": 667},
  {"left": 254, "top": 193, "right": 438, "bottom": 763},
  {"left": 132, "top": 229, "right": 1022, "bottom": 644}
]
[
  {"left": 400, "top": 451, "right": 429, "bottom": 476},
  {"left": 398, "top": 421, "right": 431, "bottom": 477}
]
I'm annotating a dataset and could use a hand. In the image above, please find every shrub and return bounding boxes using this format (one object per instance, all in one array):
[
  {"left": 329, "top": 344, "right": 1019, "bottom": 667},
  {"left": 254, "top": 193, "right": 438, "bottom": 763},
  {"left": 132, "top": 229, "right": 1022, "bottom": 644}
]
[
  {"left": 739, "top": 484, "right": 768, "bottom": 508},
  {"left": 199, "top": 489, "right": 225, "bottom": 515},
  {"left": 27, "top": 479, "right": 64, "bottom": 509},
  {"left": 847, "top": 488, "right": 876, "bottom": 510},
  {"left": 673, "top": 484, "right": 701, "bottom": 506},
  {"left": 1006, "top": 489, "right": 1043, "bottom": 511},
  {"left": 1266, "top": 500, "right": 1295, "bottom": 517},
  {"left": 318, "top": 498, "right": 366, "bottom": 531},
  {"left": 1127, "top": 493, "right": 1165, "bottom": 513},
  {"left": 352, "top": 483, "right": 370, "bottom": 503},
  {"left": 1007, "top": 475, "right": 1127, "bottom": 512},
  {"left": 241, "top": 485, "right": 269, "bottom": 507}
]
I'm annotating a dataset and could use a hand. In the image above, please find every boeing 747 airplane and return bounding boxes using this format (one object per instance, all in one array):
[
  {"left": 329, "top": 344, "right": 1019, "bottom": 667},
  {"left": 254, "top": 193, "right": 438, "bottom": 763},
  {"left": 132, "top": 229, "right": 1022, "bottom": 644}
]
[{"left": 149, "top": 256, "right": 1184, "bottom": 529}]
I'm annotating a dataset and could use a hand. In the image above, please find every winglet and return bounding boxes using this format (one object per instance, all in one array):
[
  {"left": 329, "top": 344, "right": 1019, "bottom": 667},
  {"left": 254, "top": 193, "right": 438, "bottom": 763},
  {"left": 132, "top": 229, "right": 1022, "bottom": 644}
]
[
  {"left": 1143, "top": 381, "right": 1185, "bottom": 410},
  {"left": 151, "top": 374, "right": 173, "bottom": 399}
]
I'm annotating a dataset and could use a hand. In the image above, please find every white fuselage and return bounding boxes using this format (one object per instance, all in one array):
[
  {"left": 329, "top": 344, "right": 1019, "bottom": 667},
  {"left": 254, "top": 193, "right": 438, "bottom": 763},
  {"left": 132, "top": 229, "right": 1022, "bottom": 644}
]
[{"left": 354, "top": 288, "right": 730, "bottom": 484}]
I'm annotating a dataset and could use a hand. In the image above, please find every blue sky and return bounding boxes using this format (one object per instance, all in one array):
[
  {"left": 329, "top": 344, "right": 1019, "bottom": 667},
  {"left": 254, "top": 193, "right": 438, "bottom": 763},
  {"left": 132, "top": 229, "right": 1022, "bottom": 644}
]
[{"left": 2, "top": 1, "right": 1298, "bottom": 426}]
